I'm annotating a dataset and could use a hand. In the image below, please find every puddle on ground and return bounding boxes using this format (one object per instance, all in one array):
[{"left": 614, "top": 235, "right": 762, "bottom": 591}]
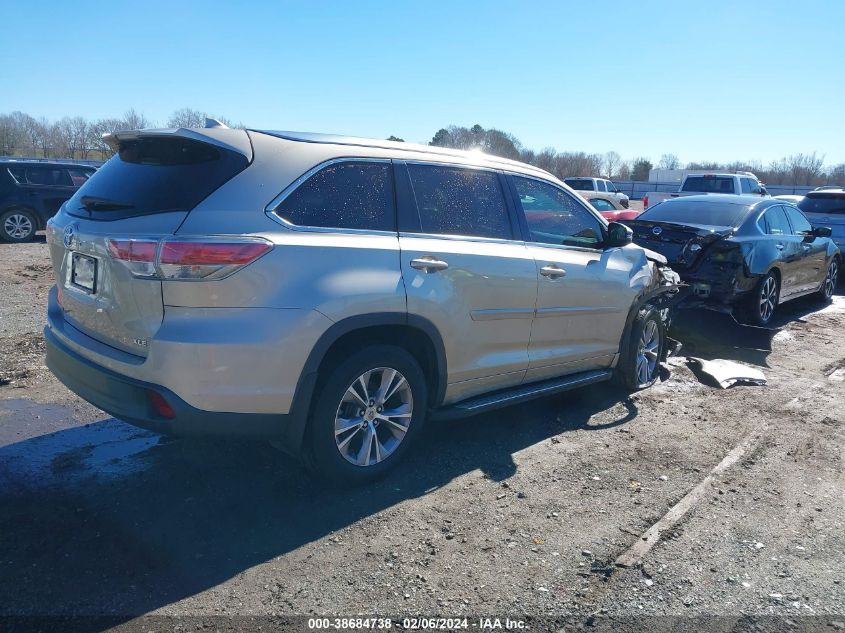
[{"left": 0, "top": 399, "right": 159, "bottom": 492}]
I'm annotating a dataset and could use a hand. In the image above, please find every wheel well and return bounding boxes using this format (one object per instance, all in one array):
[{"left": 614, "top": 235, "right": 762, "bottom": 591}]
[{"left": 314, "top": 324, "right": 441, "bottom": 406}]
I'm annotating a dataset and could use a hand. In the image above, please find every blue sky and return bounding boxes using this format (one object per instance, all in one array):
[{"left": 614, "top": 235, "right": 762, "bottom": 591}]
[{"left": 2, "top": 0, "right": 844, "bottom": 165}]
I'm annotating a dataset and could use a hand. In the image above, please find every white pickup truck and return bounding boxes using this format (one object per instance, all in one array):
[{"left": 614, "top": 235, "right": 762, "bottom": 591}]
[{"left": 643, "top": 172, "right": 769, "bottom": 208}]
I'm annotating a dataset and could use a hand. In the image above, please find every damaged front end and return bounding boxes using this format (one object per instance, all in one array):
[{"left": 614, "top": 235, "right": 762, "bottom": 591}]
[{"left": 619, "top": 249, "right": 688, "bottom": 363}]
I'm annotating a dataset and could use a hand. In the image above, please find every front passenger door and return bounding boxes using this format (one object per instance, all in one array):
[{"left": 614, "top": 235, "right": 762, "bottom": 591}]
[
  {"left": 784, "top": 205, "right": 827, "bottom": 291},
  {"left": 760, "top": 205, "right": 802, "bottom": 297},
  {"left": 509, "top": 175, "right": 637, "bottom": 383}
]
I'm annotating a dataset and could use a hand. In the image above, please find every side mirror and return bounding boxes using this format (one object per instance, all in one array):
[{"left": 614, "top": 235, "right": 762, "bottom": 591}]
[
  {"left": 606, "top": 221, "right": 633, "bottom": 248},
  {"left": 813, "top": 226, "right": 832, "bottom": 238},
  {"left": 760, "top": 187, "right": 768, "bottom": 196}
]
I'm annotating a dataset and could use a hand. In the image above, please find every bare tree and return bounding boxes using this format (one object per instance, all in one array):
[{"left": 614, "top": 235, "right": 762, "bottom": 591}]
[
  {"left": 88, "top": 118, "right": 124, "bottom": 159},
  {"left": 617, "top": 161, "right": 632, "bottom": 180},
  {"left": 657, "top": 153, "right": 680, "bottom": 170},
  {"left": 603, "top": 151, "right": 621, "bottom": 178},
  {"left": 828, "top": 164, "right": 845, "bottom": 185},
  {"left": 167, "top": 108, "right": 206, "bottom": 128},
  {"left": 121, "top": 108, "right": 150, "bottom": 130}
]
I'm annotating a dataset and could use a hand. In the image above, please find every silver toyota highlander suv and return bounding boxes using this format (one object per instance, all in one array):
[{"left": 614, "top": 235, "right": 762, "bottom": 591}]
[{"left": 44, "top": 125, "right": 680, "bottom": 484}]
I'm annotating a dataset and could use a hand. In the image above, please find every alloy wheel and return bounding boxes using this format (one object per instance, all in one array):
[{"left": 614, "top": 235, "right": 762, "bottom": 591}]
[
  {"left": 759, "top": 276, "right": 778, "bottom": 323},
  {"left": 635, "top": 320, "right": 660, "bottom": 387},
  {"left": 4, "top": 213, "right": 33, "bottom": 240},
  {"left": 334, "top": 367, "right": 413, "bottom": 467},
  {"left": 823, "top": 260, "right": 839, "bottom": 298}
]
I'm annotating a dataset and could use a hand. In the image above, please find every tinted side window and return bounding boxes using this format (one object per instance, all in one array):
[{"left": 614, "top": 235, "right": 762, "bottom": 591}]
[
  {"left": 740, "top": 178, "right": 753, "bottom": 194},
  {"left": 607, "top": 181, "right": 618, "bottom": 193},
  {"left": 277, "top": 161, "right": 395, "bottom": 231},
  {"left": 68, "top": 168, "right": 95, "bottom": 187},
  {"left": 784, "top": 205, "right": 813, "bottom": 235},
  {"left": 596, "top": 180, "right": 607, "bottom": 192},
  {"left": 512, "top": 176, "right": 604, "bottom": 248},
  {"left": 763, "top": 206, "right": 791, "bottom": 235},
  {"left": 26, "top": 167, "right": 72, "bottom": 186},
  {"left": 407, "top": 164, "right": 511, "bottom": 239},
  {"left": 7, "top": 167, "right": 26, "bottom": 184}
]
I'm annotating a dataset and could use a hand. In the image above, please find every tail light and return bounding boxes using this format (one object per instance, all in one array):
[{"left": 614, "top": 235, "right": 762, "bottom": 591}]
[
  {"left": 146, "top": 389, "right": 175, "bottom": 419},
  {"left": 108, "top": 237, "right": 272, "bottom": 281},
  {"left": 643, "top": 195, "right": 649, "bottom": 208}
]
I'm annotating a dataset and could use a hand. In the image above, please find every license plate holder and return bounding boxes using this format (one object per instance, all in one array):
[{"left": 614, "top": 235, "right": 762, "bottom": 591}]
[{"left": 71, "top": 252, "right": 97, "bottom": 293}]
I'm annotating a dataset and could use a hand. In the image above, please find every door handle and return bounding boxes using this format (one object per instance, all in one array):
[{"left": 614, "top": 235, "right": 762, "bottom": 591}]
[
  {"left": 410, "top": 257, "right": 449, "bottom": 273},
  {"left": 775, "top": 243, "right": 784, "bottom": 250},
  {"left": 801, "top": 244, "right": 811, "bottom": 251},
  {"left": 540, "top": 264, "right": 567, "bottom": 279}
]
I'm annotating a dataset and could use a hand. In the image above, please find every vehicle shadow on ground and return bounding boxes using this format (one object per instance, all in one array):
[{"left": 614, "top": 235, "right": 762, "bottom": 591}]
[
  {"left": 0, "top": 382, "right": 636, "bottom": 621},
  {"left": 669, "top": 288, "right": 842, "bottom": 368}
]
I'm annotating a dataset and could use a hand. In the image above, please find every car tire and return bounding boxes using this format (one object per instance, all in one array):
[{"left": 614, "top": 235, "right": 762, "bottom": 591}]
[
  {"left": 740, "top": 271, "right": 780, "bottom": 327},
  {"left": 0, "top": 209, "right": 38, "bottom": 243},
  {"left": 307, "top": 345, "right": 428, "bottom": 486},
  {"left": 815, "top": 257, "right": 839, "bottom": 302},
  {"left": 616, "top": 306, "right": 664, "bottom": 391}
]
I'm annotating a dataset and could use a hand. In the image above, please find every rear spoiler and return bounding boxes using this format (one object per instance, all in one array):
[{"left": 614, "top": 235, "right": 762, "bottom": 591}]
[{"left": 102, "top": 127, "right": 253, "bottom": 162}]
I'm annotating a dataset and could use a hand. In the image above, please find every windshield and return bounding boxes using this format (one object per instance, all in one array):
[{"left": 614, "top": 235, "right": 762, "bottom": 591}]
[
  {"left": 681, "top": 176, "right": 735, "bottom": 194},
  {"left": 637, "top": 199, "right": 750, "bottom": 227},
  {"left": 799, "top": 194, "right": 845, "bottom": 215}
]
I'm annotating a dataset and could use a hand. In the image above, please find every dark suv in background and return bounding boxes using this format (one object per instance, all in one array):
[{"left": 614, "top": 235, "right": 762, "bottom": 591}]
[{"left": 0, "top": 160, "right": 97, "bottom": 242}]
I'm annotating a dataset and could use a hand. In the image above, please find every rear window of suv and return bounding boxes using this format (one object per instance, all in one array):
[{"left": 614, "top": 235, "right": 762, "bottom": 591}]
[
  {"left": 681, "top": 176, "right": 736, "bottom": 194},
  {"left": 276, "top": 161, "right": 395, "bottom": 231},
  {"left": 66, "top": 137, "right": 249, "bottom": 219},
  {"left": 799, "top": 193, "right": 845, "bottom": 215},
  {"left": 564, "top": 178, "right": 593, "bottom": 191}
]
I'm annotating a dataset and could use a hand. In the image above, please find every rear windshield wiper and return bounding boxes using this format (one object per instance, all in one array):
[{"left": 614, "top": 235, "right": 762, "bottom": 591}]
[{"left": 79, "top": 196, "right": 135, "bottom": 211}]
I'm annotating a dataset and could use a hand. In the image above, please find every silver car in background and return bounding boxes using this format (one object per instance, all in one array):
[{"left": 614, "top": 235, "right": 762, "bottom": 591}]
[
  {"left": 798, "top": 188, "right": 845, "bottom": 253},
  {"left": 44, "top": 126, "right": 680, "bottom": 484}
]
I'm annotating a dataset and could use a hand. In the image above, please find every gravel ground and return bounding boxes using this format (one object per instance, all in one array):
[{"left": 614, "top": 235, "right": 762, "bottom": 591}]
[{"left": 0, "top": 239, "right": 842, "bottom": 630}]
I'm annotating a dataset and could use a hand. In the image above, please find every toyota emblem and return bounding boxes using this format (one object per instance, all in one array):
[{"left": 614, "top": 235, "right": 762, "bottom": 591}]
[
  {"left": 651, "top": 226, "right": 663, "bottom": 236},
  {"left": 63, "top": 224, "right": 77, "bottom": 249}
]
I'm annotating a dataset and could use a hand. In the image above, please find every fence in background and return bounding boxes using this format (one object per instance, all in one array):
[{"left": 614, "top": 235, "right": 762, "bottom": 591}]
[{"left": 612, "top": 180, "right": 817, "bottom": 200}]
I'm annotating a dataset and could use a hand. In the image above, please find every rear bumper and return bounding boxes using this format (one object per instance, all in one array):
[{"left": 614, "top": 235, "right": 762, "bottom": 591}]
[{"left": 45, "top": 325, "right": 289, "bottom": 438}]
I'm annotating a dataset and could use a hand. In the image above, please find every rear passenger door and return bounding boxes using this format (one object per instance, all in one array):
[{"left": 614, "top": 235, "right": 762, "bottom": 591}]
[
  {"left": 395, "top": 162, "right": 537, "bottom": 403},
  {"left": 508, "top": 175, "right": 634, "bottom": 381}
]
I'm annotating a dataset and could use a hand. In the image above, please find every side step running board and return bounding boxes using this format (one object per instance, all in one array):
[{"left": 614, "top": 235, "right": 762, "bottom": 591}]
[{"left": 430, "top": 369, "right": 613, "bottom": 421}]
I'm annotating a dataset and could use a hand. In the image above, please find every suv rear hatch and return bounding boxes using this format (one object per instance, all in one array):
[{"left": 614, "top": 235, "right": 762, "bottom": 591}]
[{"left": 48, "top": 129, "right": 252, "bottom": 357}]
